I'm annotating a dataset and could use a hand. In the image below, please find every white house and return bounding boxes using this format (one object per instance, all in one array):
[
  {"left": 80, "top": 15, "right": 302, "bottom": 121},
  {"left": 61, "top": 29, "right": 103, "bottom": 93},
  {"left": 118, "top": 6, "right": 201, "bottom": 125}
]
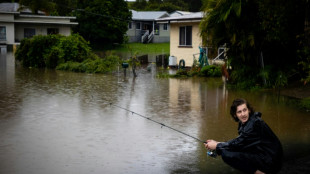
[
  {"left": 157, "top": 12, "right": 226, "bottom": 67},
  {"left": 0, "top": 3, "right": 77, "bottom": 51},
  {"left": 127, "top": 10, "right": 170, "bottom": 43}
]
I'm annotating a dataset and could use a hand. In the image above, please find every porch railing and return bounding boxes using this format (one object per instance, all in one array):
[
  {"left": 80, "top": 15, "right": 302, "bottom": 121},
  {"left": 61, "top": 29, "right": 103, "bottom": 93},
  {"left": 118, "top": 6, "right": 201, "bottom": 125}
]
[
  {"left": 147, "top": 30, "right": 154, "bottom": 43},
  {"left": 141, "top": 30, "right": 149, "bottom": 43}
]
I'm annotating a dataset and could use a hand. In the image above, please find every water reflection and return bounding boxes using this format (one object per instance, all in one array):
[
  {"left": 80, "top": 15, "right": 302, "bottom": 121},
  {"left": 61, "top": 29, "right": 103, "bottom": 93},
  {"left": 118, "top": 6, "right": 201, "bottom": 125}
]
[{"left": 0, "top": 51, "right": 309, "bottom": 173}]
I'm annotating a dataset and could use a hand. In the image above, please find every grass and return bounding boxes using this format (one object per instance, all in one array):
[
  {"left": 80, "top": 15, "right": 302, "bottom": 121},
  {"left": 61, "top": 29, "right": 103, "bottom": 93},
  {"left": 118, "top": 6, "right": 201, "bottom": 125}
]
[{"left": 111, "top": 43, "right": 170, "bottom": 54}]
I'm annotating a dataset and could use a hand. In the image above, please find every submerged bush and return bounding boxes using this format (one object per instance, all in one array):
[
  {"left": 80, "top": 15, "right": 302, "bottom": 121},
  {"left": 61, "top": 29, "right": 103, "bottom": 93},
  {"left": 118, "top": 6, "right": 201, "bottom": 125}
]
[
  {"left": 56, "top": 55, "right": 121, "bottom": 73},
  {"left": 200, "top": 65, "right": 221, "bottom": 77},
  {"left": 300, "top": 97, "right": 310, "bottom": 111},
  {"left": 15, "top": 34, "right": 92, "bottom": 69}
]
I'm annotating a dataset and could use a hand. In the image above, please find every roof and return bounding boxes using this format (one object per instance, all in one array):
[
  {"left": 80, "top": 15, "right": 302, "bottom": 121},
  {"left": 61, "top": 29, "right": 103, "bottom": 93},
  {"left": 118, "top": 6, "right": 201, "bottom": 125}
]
[
  {"left": 0, "top": 2, "right": 77, "bottom": 22},
  {"left": 0, "top": 2, "right": 44, "bottom": 14},
  {"left": 156, "top": 12, "right": 204, "bottom": 23},
  {"left": 130, "top": 10, "right": 169, "bottom": 21},
  {"left": 169, "top": 11, "right": 192, "bottom": 17}
]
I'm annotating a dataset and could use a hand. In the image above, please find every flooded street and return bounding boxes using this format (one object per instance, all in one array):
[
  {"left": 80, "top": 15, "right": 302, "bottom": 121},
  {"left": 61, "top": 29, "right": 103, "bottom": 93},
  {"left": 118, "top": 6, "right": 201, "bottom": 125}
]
[{"left": 1, "top": 51, "right": 310, "bottom": 174}]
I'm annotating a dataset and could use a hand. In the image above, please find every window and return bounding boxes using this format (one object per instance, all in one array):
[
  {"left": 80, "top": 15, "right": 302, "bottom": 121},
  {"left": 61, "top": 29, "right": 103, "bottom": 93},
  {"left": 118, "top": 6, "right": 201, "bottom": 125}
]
[
  {"left": 47, "top": 28, "right": 59, "bottom": 35},
  {"left": 128, "top": 22, "right": 132, "bottom": 29},
  {"left": 24, "top": 28, "right": 35, "bottom": 38},
  {"left": 163, "top": 23, "right": 168, "bottom": 30},
  {"left": 0, "top": 26, "right": 6, "bottom": 41},
  {"left": 154, "top": 24, "right": 159, "bottom": 35},
  {"left": 179, "top": 26, "right": 192, "bottom": 46},
  {"left": 136, "top": 22, "right": 141, "bottom": 30}
]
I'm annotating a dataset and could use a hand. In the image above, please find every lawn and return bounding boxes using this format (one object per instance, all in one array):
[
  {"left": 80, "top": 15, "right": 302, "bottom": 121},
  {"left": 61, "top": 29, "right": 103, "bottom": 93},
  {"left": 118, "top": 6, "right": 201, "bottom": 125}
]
[{"left": 111, "top": 43, "right": 170, "bottom": 54}]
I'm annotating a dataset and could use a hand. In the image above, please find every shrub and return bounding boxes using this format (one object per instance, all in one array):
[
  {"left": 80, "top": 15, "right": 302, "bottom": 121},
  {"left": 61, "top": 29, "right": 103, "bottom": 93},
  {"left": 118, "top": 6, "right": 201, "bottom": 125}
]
[
  {"left": 15, "top": 34, "right": 61, "bottom": 68},
  {"left": 300, "top": 97, "right": 310, "bottom": 110},
  {"left": 15, "top": 34, "right": 92, "bottom": 69},
  {"left": 56, "top": 54, "right": 121, "bottom": 73},
  {"left": 200, "top": 65, "right": 221, "bottom": 77}
]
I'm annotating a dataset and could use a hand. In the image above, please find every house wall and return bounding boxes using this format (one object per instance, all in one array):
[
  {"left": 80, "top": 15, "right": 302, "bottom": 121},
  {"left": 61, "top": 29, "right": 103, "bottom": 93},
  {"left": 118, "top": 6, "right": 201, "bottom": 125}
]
[
  {"left": 0, "top": 23, "right": 15, "bottom": 45},
  {"left": 127, "top": 21, "right": 170, "bottom": 43},
  {"left": 0, "top": 14, "right": 15, "bottom": 45},
  {"left": 0, "top": 13, "right": 14, "bottom": 22},
  {"left": 126, "top": 21, "right": 143, "bottom": 43},
  {"left": 170, "top": 22, "right": 202, "bottom": 67},
  {"left": 15, "top": 23, "right": 71, "bottom": 42},
  {"left": 15, "top": 15, "right": 75, "bottom": 24},
  {"left": 153, "top": 23, "right": 169, "bottom": 43}
]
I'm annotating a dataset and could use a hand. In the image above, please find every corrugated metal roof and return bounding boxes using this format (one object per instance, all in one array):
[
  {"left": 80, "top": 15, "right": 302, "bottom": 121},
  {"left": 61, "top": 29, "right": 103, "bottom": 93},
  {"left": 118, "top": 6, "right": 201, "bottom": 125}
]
[
  {"left": 169, "top": 11, "right": 192, "bottom": 17},
  {"left": 0, "top": 2, "right": 19, "bottom": 13},
  {"left": 0, "top": 2, "right": 45, "bottom": 14},
  {"left": 156, "top": 12, "right": 204, "bottom": 22},
  {"left": 130, "top": 10, "right": 169, "bottom": 21}
]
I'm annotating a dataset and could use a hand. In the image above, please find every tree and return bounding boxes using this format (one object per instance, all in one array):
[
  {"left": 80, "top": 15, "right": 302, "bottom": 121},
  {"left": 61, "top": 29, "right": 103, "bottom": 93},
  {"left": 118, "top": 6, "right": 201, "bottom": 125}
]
[
  {"left": 200, "top": 0, "right": 308, "bottom": 88},
  {"left": 74, "top": 0, "right": 131, "bottom": 46},
  {"left": 18, "top": 0, "right": 55, "bottom": 14},
  {"left": 187, "top": 0, "right": 202, "bottom": 12},
  {"left": 130, "top": 0, "right": 147, "bottom": 11},
  {"left": 51, "top": 0, "right": 77, "bottom": 16}
]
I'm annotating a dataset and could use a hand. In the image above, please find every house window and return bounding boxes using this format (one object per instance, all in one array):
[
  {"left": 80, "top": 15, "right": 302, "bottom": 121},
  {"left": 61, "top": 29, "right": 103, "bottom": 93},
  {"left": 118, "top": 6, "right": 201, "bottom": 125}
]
[
  {"left": 155, "top": 24, "right": 159, "bottom": 35},
  {"left": 179, "top": 26, "right": 192, "bottom": 46},
  {"left": 0, "top": 26, "right": 6, "bottom": 41},
  {"left": 163, "top": 23, "right": 168, "bottom": 30},
  {"left": 136, "top": 22, "right": 141, "bottom": 30},
  {"left": 24, "top": 28, "right": 35, "bottom": 38},
  {"left": 47, "top": 28, "right": 59, "bottom": 35},
  {"left": 128, "top": 22, "right": 132, "bottom": 29}
]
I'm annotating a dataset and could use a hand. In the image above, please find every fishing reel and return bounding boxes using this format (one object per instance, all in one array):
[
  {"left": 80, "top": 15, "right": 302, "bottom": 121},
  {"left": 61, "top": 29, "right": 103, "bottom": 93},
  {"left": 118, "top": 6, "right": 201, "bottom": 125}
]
[
  {"left": 204, "top": 142, "right": 217, "bottom": 158},
  {"left": 207, "top": 150, "right": 217, "bottom": 158}
]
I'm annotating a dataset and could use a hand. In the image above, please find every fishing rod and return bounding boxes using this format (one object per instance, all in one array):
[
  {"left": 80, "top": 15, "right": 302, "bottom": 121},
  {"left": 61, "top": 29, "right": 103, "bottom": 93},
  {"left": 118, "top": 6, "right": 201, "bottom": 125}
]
[
  {"left": 109, "top": 103, "right": 218, "bottom": 157},
  {"left": 109, "top": 103, "right": 205, "bottom": 143}
]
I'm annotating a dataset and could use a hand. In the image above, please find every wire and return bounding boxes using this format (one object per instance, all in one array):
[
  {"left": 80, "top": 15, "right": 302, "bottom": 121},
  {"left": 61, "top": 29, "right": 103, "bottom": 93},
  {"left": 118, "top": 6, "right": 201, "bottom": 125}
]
[
  {"left": 109, "top": 103, "right": 206, "bottom": 143},
  {"left": 55, "top": 3, "right": 131, "bottom": 22}
]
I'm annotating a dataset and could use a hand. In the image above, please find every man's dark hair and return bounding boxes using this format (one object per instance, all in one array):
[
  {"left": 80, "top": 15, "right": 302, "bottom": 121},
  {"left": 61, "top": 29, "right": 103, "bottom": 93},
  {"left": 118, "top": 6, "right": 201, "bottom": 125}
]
[{"left": 230, "top": 98, "right": 255, "bottom": 122}]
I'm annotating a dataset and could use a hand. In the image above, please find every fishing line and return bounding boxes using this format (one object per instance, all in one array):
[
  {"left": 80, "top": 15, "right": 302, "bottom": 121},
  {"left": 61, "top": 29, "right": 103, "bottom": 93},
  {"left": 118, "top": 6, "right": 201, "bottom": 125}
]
[{"left": 109, "top": 103, "right": 206, "bottom": 144}]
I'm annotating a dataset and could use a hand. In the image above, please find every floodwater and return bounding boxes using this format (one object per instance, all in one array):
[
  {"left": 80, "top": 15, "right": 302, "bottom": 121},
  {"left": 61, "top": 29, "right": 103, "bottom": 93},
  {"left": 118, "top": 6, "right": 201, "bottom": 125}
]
[{"left": 0, "top": 51, "right": 310, "bottom": 174}]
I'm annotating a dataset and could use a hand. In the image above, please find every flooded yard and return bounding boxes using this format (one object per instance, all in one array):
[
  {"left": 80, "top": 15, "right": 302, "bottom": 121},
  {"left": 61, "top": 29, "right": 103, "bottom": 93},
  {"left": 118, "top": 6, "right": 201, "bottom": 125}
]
[{"left": 0, "top": 51, "right": 310, "bottom": 173}]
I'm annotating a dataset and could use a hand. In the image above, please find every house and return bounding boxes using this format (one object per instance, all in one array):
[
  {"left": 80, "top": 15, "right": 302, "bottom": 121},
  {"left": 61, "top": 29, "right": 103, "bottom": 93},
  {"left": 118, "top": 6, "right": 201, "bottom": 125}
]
[
  {"left": 0, "top": 3, "right": 77, "bottom": 51},
  {"left": 156, "top": 12, "right": 225, "bottom": 67},
  {"left": 126, "top": 10, "right": 170, "bottom": 43}
]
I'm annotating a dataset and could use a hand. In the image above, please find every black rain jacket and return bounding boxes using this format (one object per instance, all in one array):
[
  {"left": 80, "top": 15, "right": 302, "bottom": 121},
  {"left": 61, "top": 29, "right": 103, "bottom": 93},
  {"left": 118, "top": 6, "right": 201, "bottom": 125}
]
[{"left": 216, "top": 112, "right": 283, "bottom": 172}]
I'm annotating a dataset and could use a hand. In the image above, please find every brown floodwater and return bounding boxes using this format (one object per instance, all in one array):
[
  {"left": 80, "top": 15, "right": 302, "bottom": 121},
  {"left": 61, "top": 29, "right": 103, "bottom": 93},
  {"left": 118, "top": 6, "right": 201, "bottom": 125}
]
[{"left": 0, "top": 51, "right": 310, "bottom": 174}]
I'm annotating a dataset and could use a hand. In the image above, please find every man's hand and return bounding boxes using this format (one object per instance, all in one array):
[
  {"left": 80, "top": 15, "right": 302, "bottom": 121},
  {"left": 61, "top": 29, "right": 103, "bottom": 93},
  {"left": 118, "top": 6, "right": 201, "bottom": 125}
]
[{"left": 204, "top": 140, "right": 218, "bottom": 150}]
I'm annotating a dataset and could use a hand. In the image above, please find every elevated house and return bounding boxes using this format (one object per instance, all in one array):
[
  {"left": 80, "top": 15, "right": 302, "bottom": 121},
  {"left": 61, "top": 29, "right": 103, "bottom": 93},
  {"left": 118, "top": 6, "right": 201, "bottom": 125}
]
[
  {"left": 156, "top": 12, "right": 225, "bottom": 67},
  {"left": 0, "top": 3, "right": 77, "bottom": 51},
  {"left": 127, "top": 10, "right": 170, "bottom": 43}
]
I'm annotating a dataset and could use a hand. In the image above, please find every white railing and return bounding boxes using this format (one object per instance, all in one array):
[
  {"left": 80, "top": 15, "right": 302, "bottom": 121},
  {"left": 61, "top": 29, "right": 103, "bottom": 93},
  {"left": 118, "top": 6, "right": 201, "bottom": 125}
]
[
  {"left": 147, "top": 30, "right": 154, "bottom": 43},
  {"left": 141, "top": 30, "right": 149, "bottom": 43}
]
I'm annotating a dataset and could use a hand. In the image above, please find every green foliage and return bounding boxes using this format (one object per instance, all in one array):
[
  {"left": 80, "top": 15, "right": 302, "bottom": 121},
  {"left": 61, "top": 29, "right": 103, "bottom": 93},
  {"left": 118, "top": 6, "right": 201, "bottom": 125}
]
[
  {"left": 74, "top": 0, "right": 131, "bottom": 45},
  {"left": 200, "top": 65, "right": 221, "bottom": 77},
  {"left": 58, "top": 34, "right": 91, "bottom": 63},
  {"left": 15, "top": 34, "right": 93, "bottom": 69},
  {"left": 200, "top": 0, "right": 309, "bottom": 88},
  {"left": 56, "top": 55, "right": 121, "bottom": 73},
  {"left": 229, "top": 64, "right": 259, "bottom": 89},
  {"left": 300, "top": 97, "right": 310, "bottom": 110},
  {"left": 297, "top": 35, "right": 310, "bottom": 84},
  {"left": 274, "top": 71, "right": 288, "bottom": 88},
  {"left": 15, "top": 34, "right": 61, "bottom": 68},
  {"left": 19, "top": 0, "right": 55, "bottom": 14}
]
